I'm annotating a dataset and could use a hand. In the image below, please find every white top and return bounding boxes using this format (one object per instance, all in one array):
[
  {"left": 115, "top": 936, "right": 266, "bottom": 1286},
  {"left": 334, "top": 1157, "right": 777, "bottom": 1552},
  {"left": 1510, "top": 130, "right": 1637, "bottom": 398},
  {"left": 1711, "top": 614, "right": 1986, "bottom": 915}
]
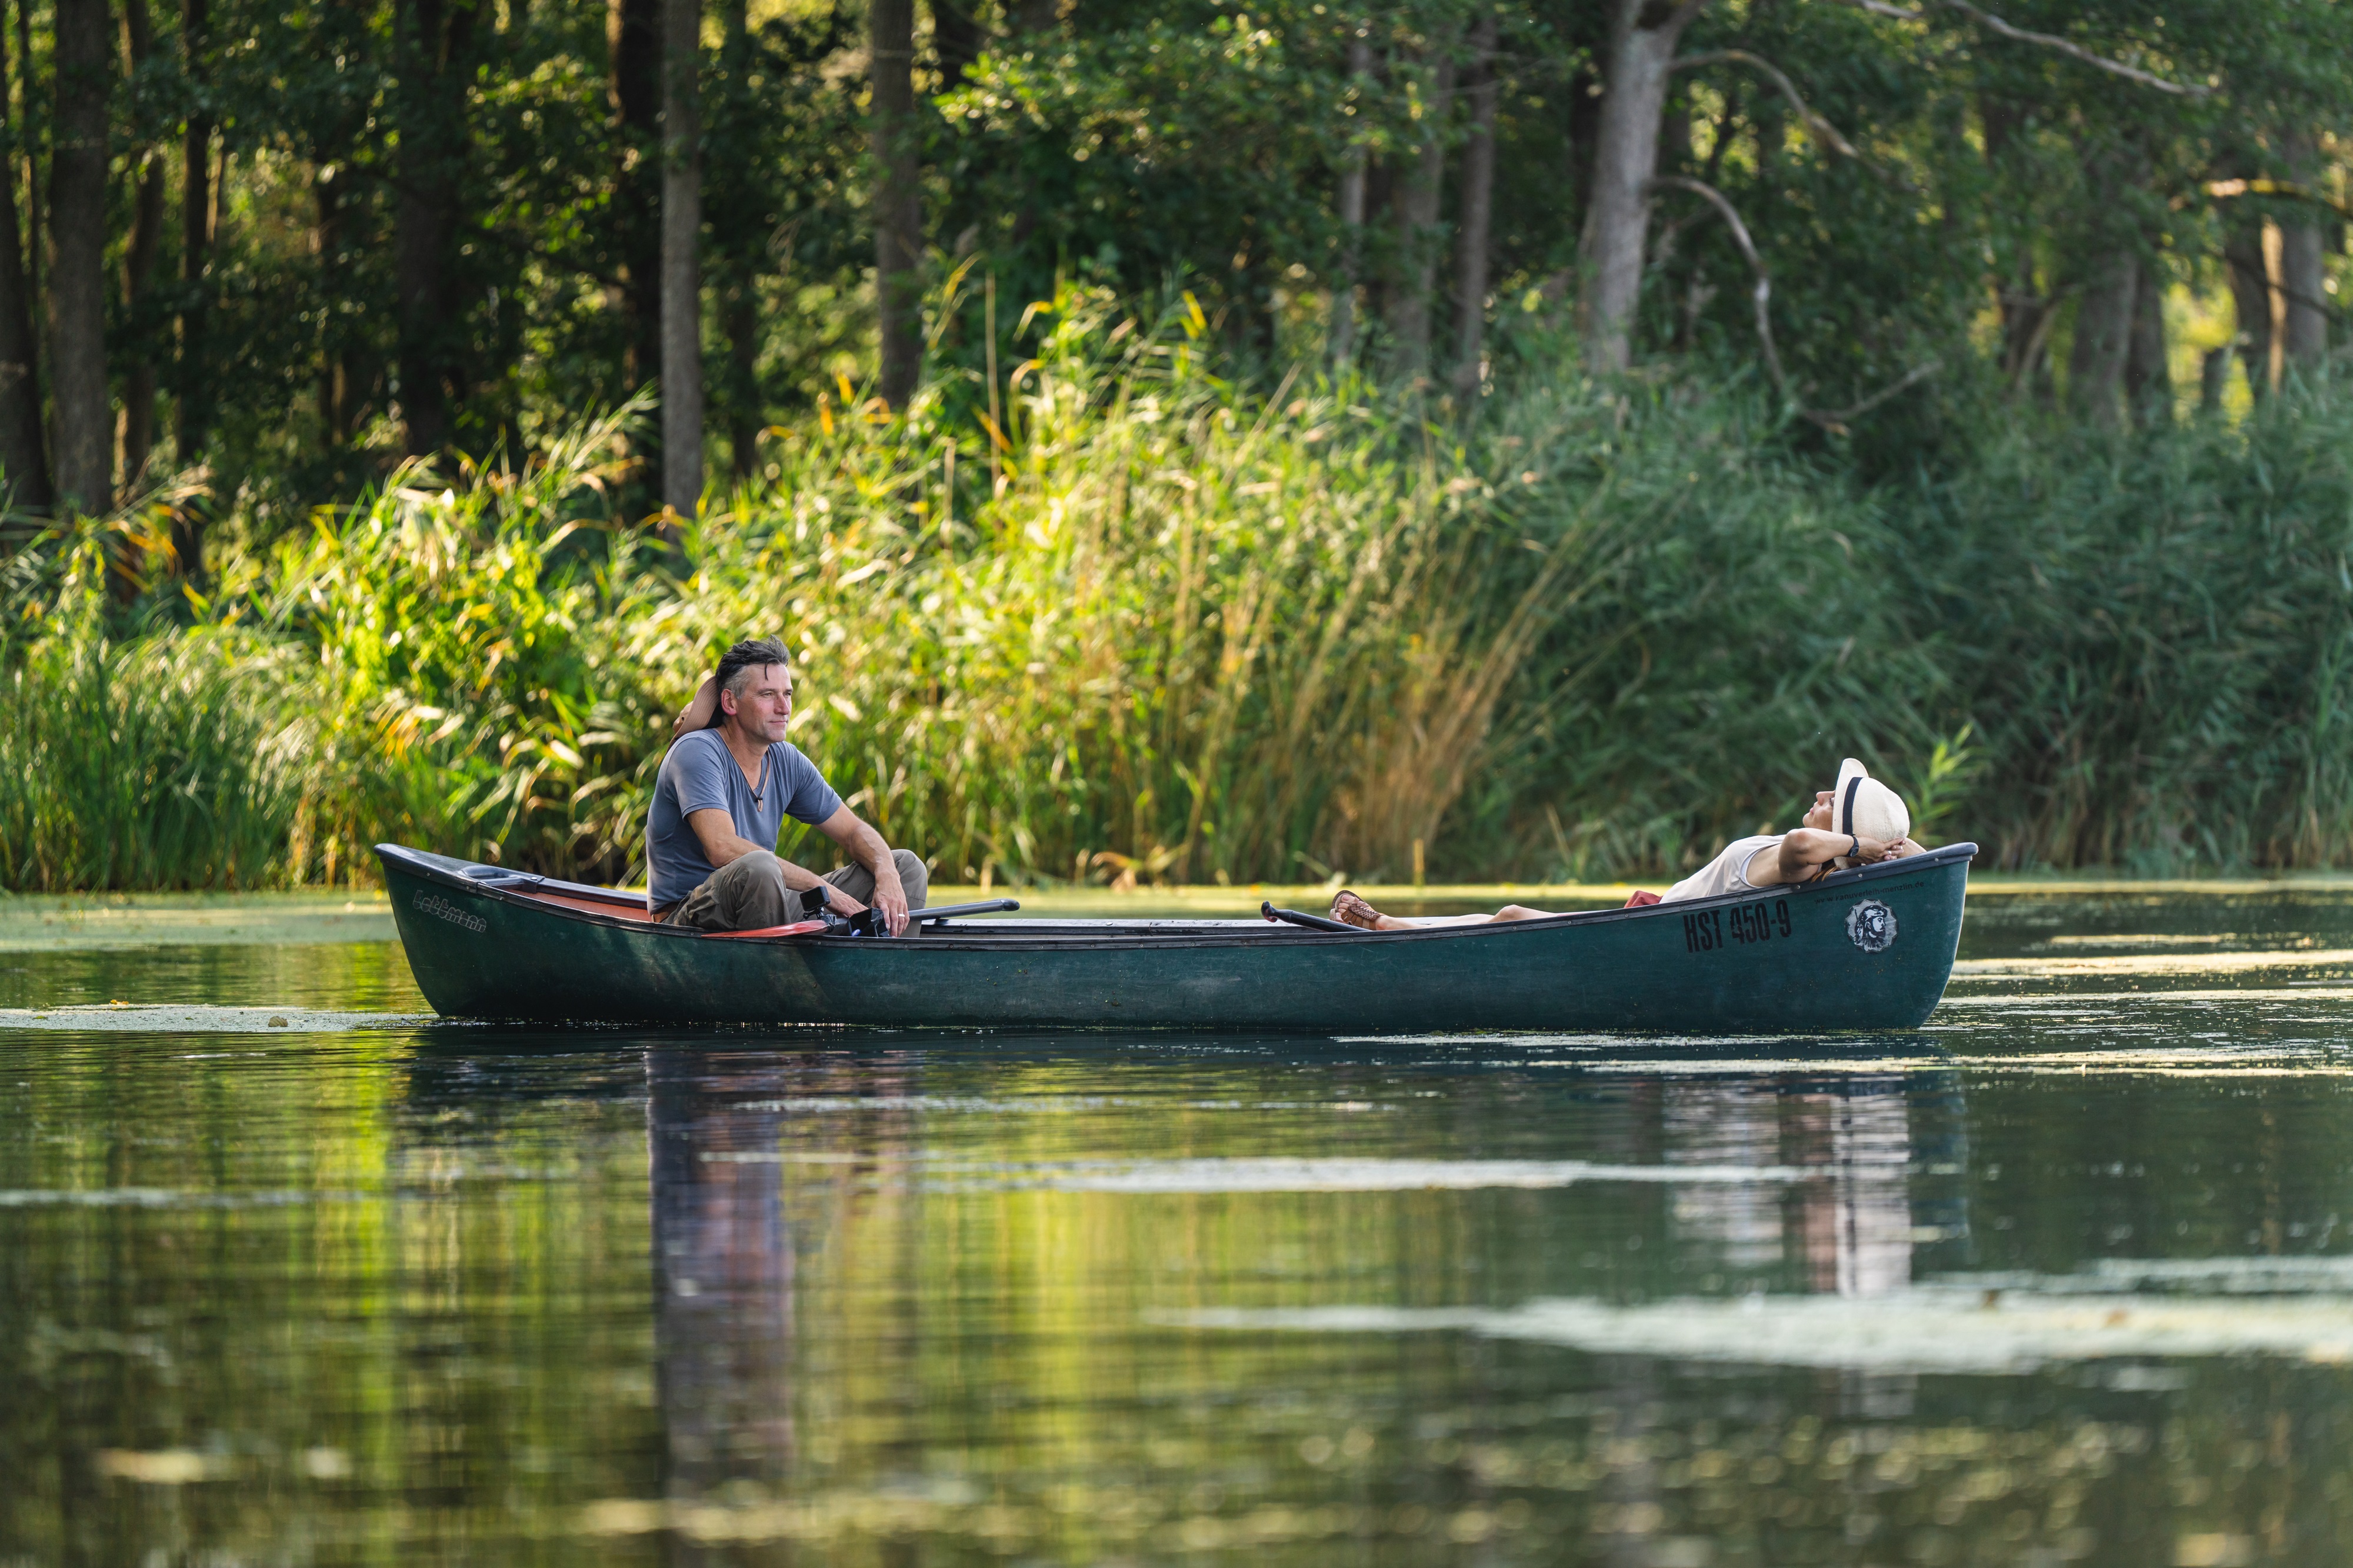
[{"left": 1661, "top": 835, "right": 1784, "bottom": 905}]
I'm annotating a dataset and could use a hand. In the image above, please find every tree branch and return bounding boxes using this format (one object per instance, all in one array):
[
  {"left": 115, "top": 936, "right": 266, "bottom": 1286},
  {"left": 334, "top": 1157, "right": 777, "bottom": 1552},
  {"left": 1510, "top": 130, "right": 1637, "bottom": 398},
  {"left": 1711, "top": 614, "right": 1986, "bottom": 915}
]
[
  {"left": 1817, "top": 0, "right": 2212, "bottom": 96},
  {"left": 2204, "top": 178, "right": 2353, "bottom": 224},
  {"left": 1648, "top": 176, "right": 1796, "bottom": 407},
  {"left": 2221, "top": 250, "right": 2349, "bottom": 331},
  {"left": 1648, "top": 175, "right": 1938, "bottom": 433},
  {"left": 1674, "top": 49, "right": 1863, "bottom": 161},
  {"left": 1654, "top": 0, "right": 1712, "bottom": 35},
  {"left": 1817, "top": 356, "right": 1942, "bottom": 424}
]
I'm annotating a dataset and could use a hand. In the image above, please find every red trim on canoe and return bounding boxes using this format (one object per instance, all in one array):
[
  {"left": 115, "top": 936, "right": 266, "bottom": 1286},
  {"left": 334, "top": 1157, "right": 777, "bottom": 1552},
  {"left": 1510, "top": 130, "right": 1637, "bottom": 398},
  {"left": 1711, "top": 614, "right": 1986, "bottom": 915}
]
[{"left": 702, "top": 920, "right": 830, "bottom": 940}]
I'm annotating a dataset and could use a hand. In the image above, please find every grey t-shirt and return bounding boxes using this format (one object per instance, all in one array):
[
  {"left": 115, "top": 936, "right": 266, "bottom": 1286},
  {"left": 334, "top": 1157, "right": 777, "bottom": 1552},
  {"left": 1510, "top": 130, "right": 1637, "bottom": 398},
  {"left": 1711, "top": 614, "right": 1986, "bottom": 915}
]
[{"left": 645, "top": 729, "right": 845, "bottom": 908}]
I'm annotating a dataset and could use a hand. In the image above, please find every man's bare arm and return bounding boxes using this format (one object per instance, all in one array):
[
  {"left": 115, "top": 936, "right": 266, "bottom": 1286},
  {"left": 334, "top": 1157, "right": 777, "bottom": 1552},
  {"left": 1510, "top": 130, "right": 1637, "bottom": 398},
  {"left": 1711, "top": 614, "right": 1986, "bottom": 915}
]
[
  {"left": 672, "top": 673, "right": 719, "bottom": 739},
  {"left": 814, "top": 803, "right": 911, "bottom": 936}
]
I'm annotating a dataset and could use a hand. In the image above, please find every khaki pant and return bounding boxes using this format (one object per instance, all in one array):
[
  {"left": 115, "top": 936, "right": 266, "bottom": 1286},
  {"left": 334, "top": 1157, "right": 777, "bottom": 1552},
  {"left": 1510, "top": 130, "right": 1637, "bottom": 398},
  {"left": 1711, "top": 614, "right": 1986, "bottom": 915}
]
[{"left": 664, "top": 848, "right": 929, "bottom": 932}]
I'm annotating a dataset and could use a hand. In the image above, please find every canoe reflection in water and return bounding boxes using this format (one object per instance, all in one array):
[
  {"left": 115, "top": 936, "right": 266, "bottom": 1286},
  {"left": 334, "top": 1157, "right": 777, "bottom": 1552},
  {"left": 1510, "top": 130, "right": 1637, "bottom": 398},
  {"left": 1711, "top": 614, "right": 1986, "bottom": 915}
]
[
  {"left": 1801, "top": 1080, "right": 1917, "bottom": 1300},
  {"left": 647, "top": 1050, "right": 796, "bottom": 1505},
  {"left": 1661, "top": 1070, "right": 1971, "bottom": 1419},
  {"left": 1662, "top": 1073, "right": 1964, "bottom": 1302}
]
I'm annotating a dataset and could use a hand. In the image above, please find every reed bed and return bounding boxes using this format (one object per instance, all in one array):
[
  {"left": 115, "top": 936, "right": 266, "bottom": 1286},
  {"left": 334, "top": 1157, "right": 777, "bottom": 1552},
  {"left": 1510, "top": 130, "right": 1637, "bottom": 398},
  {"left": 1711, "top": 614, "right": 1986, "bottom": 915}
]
[
  {"left": 1899, "top": 384, "right": 2353, "bottom": 870},
  {"left": 0, "top": 537, "right": 309, "bottom": 889},
  {"left": 5, "top": 292, "right": 2352, "bottom": 891}
]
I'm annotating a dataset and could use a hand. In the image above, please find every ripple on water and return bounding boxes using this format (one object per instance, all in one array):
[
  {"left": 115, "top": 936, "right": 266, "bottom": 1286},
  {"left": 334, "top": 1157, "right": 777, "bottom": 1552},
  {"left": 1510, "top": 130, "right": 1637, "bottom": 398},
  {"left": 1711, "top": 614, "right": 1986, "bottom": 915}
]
[
  {"left": 0, "top": 1005, "right": 437, "bottom": 1032},
  {"left": 1172, "top": 1282, "right": 2353, "bottom": 1374},
  {"left": 699, "top": 1155, "right": 1821, "bottom": 1191}
]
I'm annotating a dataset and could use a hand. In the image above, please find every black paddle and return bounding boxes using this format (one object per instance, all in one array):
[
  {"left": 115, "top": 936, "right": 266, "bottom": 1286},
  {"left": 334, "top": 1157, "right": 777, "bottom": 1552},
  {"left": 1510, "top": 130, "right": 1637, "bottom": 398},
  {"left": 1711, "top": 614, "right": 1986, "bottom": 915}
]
[
  {"left": 822, "top": 898, "right": 1023, "bottom": 937},
  {"left": 915, "top": 898, "right": 1022, "bottom": 925},
  {"left": 1261, "top": 900, "right": 1358, "bottom": 933}
]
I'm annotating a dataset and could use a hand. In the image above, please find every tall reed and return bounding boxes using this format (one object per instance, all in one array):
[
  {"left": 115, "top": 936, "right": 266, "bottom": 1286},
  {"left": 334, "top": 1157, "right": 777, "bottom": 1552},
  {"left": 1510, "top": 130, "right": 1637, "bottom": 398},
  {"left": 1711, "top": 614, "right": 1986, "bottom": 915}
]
[
  {"left": 0, "top": 537, "right": 308, "bottom": 890},
  {"left": 9, "top": 291, "right": 2353, "bottom": 890},
  {"left": 1899, "top": 379, "right": 2353, "bottom": 870}
]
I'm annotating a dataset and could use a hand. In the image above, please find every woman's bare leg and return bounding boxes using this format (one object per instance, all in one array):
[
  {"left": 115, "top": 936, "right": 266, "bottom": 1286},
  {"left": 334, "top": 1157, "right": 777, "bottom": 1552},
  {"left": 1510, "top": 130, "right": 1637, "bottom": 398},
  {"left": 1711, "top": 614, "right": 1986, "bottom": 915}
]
[
  {"left": 1395, "top": 905, "right": 1555, "bottom": 927},
  {"left": 1332, "top": 891, "right": 1554, "bottom": 931}
]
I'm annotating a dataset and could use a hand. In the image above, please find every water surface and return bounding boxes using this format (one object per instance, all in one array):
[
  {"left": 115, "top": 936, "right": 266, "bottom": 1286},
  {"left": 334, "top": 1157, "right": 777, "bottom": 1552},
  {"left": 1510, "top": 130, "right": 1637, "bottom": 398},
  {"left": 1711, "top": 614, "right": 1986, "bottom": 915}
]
[{"left": 7, "top": 887, "right": 2353, "bottom": 1565}]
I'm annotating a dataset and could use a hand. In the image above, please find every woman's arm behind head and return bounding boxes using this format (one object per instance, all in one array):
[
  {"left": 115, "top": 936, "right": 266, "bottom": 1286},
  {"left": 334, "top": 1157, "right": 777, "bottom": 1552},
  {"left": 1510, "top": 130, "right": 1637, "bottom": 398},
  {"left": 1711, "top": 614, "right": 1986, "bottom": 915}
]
[{"left": 672, "top": 672, "right": 718, "bottom": 739}]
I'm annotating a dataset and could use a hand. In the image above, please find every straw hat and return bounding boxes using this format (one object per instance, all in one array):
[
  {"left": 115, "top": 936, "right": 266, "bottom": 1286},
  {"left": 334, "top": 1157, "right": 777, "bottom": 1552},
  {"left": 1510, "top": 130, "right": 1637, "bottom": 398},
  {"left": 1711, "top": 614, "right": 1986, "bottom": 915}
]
[{"left": 1834, "top": 757, "right": 1910, "bottom": 845}]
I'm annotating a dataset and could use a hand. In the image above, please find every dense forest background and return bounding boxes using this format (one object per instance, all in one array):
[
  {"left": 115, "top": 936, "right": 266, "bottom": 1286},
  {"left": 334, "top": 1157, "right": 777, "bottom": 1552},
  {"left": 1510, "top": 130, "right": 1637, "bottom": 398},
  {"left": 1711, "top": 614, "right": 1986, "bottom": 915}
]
[{"left": 2, "top": 0, "right": 2353, "bottom": 890}]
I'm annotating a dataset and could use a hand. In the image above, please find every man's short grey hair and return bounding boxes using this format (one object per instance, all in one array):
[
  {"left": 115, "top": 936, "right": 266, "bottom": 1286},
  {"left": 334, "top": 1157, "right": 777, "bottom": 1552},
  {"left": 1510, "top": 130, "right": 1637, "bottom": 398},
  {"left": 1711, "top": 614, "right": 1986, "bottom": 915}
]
[{"left": 710, "top": 636, "right": 791, "bottom": 725}]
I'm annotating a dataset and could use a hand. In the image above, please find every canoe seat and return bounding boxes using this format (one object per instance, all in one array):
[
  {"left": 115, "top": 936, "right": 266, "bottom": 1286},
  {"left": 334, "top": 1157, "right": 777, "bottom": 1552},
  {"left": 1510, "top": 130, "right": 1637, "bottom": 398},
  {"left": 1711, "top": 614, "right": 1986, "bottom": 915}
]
[{"left": 509, "top": 887, "right": 662, "bottom": 922}]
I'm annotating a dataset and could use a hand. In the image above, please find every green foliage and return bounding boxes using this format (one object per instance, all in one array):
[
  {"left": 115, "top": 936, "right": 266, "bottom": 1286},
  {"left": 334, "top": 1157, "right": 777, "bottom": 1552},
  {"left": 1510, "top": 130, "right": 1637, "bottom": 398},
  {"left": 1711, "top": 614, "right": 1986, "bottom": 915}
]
[
  {"left": 1903, "top": 383, "right": 2353, "bottom": 869},
  {"left": 1900, "top": 725, "right": 1984, "bottom": 846},
  {"left": 12, "top": 305, "right": 2353, "bottom": 891},
  {"left": 21, "top": 0, "right": 2348, "bottom": 522},
  {"left": 0, "top": 541, "right": 306, "bottom": 890}
]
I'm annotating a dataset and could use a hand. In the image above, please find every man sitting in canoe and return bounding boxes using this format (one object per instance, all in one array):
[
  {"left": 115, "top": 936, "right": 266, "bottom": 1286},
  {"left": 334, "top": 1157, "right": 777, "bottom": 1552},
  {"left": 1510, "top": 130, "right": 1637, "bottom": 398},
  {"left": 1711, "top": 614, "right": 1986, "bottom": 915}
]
[
  {"left": 1328, "top": 757, "right": 1926, "bottom": 930},
  {"left": 646, "top": 636, "right": 927, "bottom": 934}
]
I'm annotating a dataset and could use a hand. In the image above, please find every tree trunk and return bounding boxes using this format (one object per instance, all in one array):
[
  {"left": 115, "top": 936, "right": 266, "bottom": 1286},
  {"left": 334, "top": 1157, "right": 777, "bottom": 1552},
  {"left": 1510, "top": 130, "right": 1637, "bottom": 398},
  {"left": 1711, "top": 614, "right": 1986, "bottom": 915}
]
[
  {"left": 725, "top": 286, "right": 759, "bottom": 478},
  {"left": 933, "top": 0, "right": 982, "bottom": 89},
  {"left": 1577, "top": 0, "right": 1704, "bottom": 374},
  {"left": 176, "top": 0, "right": 212, "bottom": 488},
  {"left": 1565, "top": 62, "right": 1602, "bottom": 250},
  {"left": 19, "top": 0, "right": 38, "bottom": 344},
  {"left": 2279, "top": 222, "right": 2328, "bottom": 370},
  {"left": 1385, "top": 44, "right": 1455, "bottom": 385},
  {"left": 1979, "top": 95, "right": 2047, "bottom": 392},
  {"left": 0, "top": 1, "right": 49, "bottom": 507},
  {"left": 612, "top": 0, "right": 661, "bottom": 396},
  {"left": 119, "top": 0, "right": 164, "bottom": 498},
  {"left": 2198, "top": 343, "right": 2233, "bottom": 412},
  {"left": 2067, "top": 248, "right": 2135, "bottom": 428},
  {"left": 315, "top": 164, "right": 356, "bottom": 449},
  {"left": 2122, "top": 258, "right": 2169, "bottom": 426},
  {"left": 2280, "top": 133, "right": 2328, "bottom": 371},
  {"left": 49, "top": 0, "right": 112, "bottom": 516},
  {"left": 718, "top": 0, "right": 759, "bottom": 478},
  {"left": 1001, "top": 0, "right": 1062, "bottom": 253},
  {"left": 870, "top": 0, "right": 921, "bottom": 406},
  {"left": 2222, "top": 228, "right": 2274, "bottom": 401},
  {"left": 395, "top": 0, "right": 475, "bottom": 456},
  {"left": 1449, "top": 11, "right": 1498, "bottom": 400},
  {"left": 659, "top": 0, "right": 701, "bottom": 514},
  {"left": 1328, "top": 31, "right": 1371, "bottom": 366},
  {"left": 119, "top": 154, "right": 162, "bottom": 494}
]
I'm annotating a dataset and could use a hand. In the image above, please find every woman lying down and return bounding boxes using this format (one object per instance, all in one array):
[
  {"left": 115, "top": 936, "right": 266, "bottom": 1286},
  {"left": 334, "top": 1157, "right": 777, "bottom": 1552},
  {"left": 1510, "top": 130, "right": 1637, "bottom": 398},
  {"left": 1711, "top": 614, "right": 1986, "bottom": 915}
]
[{"left": 1328, "top": 758, "right": 1926, "bottom": 932}]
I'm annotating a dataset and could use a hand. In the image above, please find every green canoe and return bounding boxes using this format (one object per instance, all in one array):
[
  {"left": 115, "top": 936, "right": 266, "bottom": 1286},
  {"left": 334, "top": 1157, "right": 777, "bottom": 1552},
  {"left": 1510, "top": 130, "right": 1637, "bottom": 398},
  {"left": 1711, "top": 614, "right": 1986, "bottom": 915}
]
[{"left": 377, "top": 840, "right": 1973, "bottom": 1032}]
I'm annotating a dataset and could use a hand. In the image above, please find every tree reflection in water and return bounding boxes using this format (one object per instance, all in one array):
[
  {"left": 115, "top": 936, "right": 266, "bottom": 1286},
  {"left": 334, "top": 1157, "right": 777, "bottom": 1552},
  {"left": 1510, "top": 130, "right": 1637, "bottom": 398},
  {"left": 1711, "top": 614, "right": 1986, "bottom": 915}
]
[{"left": 647, "top": 1050, "right": 795, "bottom": 1515}]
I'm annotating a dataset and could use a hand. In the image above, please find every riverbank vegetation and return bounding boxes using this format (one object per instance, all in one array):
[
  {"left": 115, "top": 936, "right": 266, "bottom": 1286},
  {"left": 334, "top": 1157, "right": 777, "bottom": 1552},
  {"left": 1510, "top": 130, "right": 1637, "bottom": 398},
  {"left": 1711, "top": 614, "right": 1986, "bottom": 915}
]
[
  {"left": 2, "top": 0, "right": 2351, "bottom": 889},
  {"left": 8, "top": 293, "right": 2353, "bottom": 890}
]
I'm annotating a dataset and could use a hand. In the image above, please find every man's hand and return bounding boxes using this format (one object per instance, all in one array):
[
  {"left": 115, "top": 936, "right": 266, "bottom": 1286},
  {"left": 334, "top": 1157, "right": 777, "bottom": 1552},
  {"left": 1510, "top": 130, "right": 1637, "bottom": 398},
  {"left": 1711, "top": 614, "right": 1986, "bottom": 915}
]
[
  {"left": 868, "top": 870, "right": 911, "bottom": 937},
  {"left": 807, "top": 878, "right": 905, "bottom": 934},
  {"left": 814, "top": 803, "right": 914, "bottom": 935}
]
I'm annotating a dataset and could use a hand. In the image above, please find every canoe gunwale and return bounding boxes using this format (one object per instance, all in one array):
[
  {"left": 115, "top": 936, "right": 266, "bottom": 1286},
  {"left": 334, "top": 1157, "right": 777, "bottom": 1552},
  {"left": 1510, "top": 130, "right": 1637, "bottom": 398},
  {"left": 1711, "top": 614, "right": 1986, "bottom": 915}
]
[{"left": 374, "top": 841, "right": 1977, "bottom": 954}]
